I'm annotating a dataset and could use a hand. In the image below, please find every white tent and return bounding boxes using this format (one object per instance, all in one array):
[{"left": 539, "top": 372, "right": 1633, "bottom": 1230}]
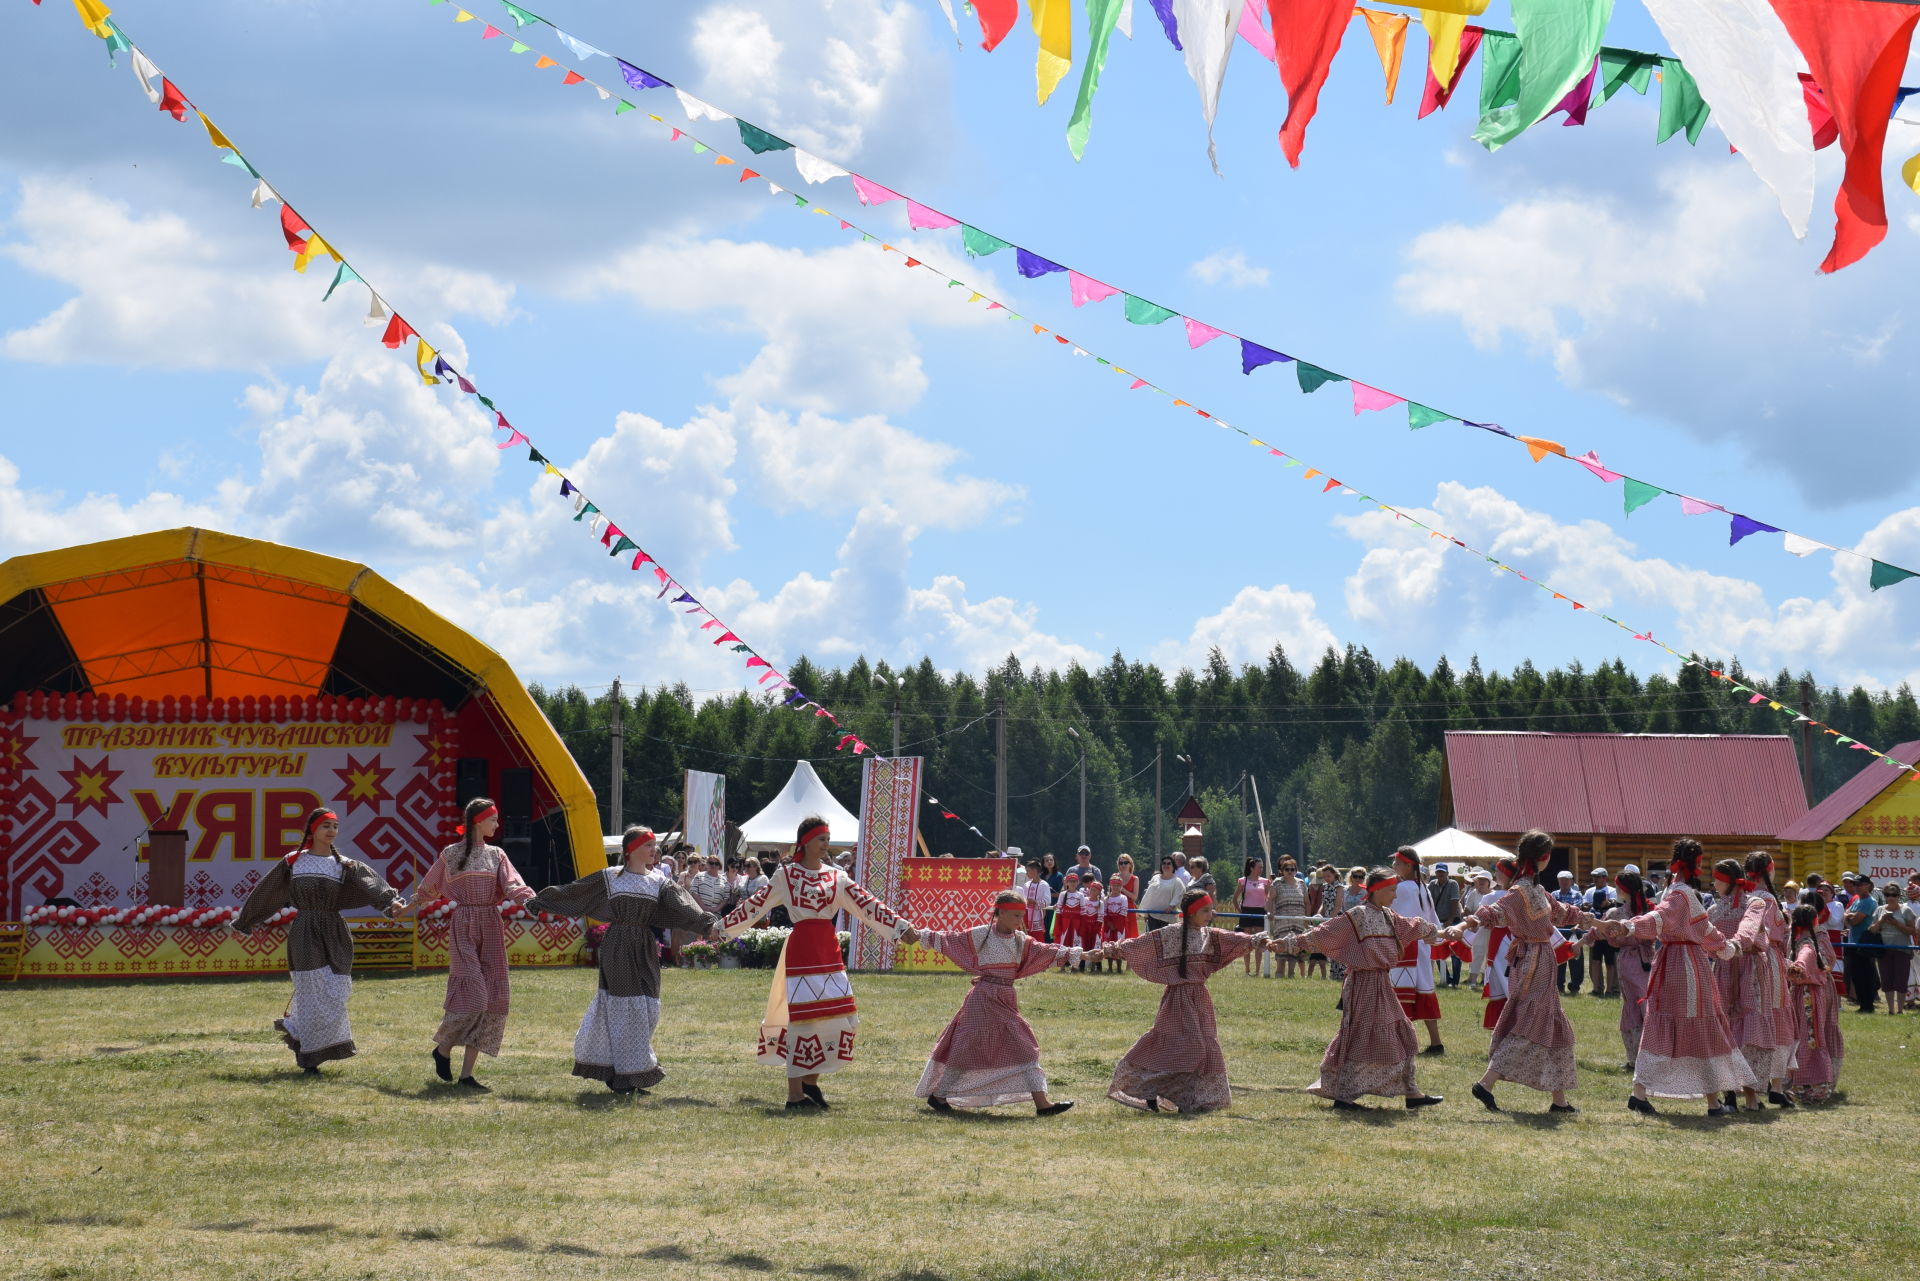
[
  {"left": 739, "top": 760, "right": 860, "bottom": 850},
  {"left": 1411, "top": 827, "right": 1510, "bottom": 867}
]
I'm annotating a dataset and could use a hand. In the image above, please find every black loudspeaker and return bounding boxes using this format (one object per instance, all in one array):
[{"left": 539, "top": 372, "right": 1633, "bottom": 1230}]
[
  {"left": 455, "top": 758, "right": 490, "bottom": 810},
  {"left": 500, "top": 768, "right": 534, "bottom": 833}
]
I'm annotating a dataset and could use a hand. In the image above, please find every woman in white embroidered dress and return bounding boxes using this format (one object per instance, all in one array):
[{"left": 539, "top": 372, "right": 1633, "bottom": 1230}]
[
  {"left": 717, "top": 815, "right": 920, "bottom": 1109},
  {"left": 234, "top": 808, "right": 406, "bottom": 1074}
]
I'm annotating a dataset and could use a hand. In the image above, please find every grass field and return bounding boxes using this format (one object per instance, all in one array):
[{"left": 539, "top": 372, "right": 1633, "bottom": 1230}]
[{"left": 3, "top": 961, "right": 1915, "bottom": 1281}]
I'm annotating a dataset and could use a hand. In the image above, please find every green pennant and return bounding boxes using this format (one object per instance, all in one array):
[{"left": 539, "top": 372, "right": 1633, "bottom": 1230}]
[
  {"left": 1598, "top": 48, "right": 1656, "bottom": 101},
  {"left": 961, "top": 225, "right": 1012, "bottom": 258},
  {"left": 500, "top": 2, "right": 541, "bottom": 27},
  {"left": 1122, "top": 294, "right": 1177, "bottom": 325},
  {"left": 1406, "top": 403, "right": 1451, "bottom": 430},
  {"left": 792, "top": 193, "right": 807, "bottom": 206},
  {"left": 508, "top": 41, "right": 530, "bottom": 54},
  {"left": 1296, "top": 362, "right": 1346, "bottom": 394},
  {"left": 477, "top": 396, "right": 497, "bottom": 411},
  {"left": 219, "top": 153, "right": 261, "bottom": 178},
  {"left": 691, "top": 141, "right": 711, "bottom": 155},
  {"left": 1478, "top": 31, "right": 1523, "bottom": 118},
  {"left": 322, "top": 262, "right": 362, "bottom": 302},
  {"left": 1656, "top": 58, "right": 1710, "bottom": 145},
  {"left": 611, "top": 535, "right": 639, "bottom": 556},
  {"left": 573, "top": 502, "right": 599, "bottom": 522},
  {"left": 731, "top": 644, "right": 752, "bottom": 653},
  {"left": 614, "top": 100, "right": 636, "bottom": 115},
  {"left": 736, "top": 120, "right": 792, "bottom": 153},
  {"left": 528, "top": 447, "right": 546, "bottom": 465},
  {"left": 1870, "top": 560, "right": 1920, "bottom": 591},
  {"left": 1623, "top": 478, "right": 1663, "bottom": 515}
]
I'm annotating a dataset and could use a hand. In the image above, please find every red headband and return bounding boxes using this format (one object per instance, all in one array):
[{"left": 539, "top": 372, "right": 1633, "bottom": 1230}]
[
  {"left": 1184, "top": 893, "right": 1214, "bottom": 918},
  {"left": 316, "top": 811, "right": 338, "bottom": 824},
  {"left": 623, "top": 828, "right": 656, "bottom": 855},
  {"left": 1373, "top": 876, "right": 1401, "bottom": 890},
  {"left": 1392, "top": 850, "right": 1417, "bottom": 867},
  {"left": 798, "top": 823, "right": 830, "bottom": 848},
  {"left": 455, "top": 803, "right": 499, "bottom": 836}
]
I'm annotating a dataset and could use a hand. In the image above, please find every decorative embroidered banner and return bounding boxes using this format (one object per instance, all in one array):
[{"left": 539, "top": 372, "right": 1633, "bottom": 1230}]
[
  {"left": 894, "top": 856, "right": 1017, "bottom": 973},
  {"left": 851, "top": 755, "right": 922, "bottom": 971},
  {"left": 682, "top": 769, "right": 727, "bottom": 865}
]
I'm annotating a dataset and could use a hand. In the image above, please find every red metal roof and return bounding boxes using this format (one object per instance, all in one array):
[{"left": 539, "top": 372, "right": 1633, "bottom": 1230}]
[
  {"left": 1777, "top": 739, "right": 1920, "bottom": 842},
  {"left": 1176, "top": 795, "right": 1209, "bottom": 823},
  {"left": 1443, "top": 732, "right": 1808, "bottom": 838}
]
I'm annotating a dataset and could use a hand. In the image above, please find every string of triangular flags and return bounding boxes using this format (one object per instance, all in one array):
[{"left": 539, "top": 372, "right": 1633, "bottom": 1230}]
[
  {"left": 447, "top": 0, "right": 1920, "bottom": 597},
  {"left": 922, "top": 790, "right": 1001, "bottom": 854},
  {"left": 43, "top": 0, "right": 1917, "bottom": 781},
  {"left": 424, "top": 7, "right": 1920, "bottom": 778},
  {"left": 46, "top": 0, "right": 877, "bottom": 757},
  {"left": 937, "top": 0, "right": 1920, "bottom": 273}
]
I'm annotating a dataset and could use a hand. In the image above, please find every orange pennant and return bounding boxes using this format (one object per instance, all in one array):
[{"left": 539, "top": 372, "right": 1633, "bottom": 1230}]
[
  {"left": 1517, "top": 435, "right": 1567, "bottom": 462},
  {"left": 534, "top": 55, "right": 557, "bottom": 69}
]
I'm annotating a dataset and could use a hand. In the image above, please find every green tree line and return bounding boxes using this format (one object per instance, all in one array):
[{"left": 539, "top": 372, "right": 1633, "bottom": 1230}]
[{"left": 529, "top": 647, "right": 1920, "bottom": 870}]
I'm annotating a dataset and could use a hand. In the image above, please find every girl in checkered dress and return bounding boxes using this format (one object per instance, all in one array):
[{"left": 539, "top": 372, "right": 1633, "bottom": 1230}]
[{"left": 915, "top": 891, "right": 1080, "bottom": 1116}]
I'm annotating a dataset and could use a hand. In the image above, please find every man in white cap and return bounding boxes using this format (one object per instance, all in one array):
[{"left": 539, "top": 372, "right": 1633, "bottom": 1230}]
[
  {"left": 1584, "top": 866, "right": 1618, "bottom": 997},
  {"left": 1552, "top": 870, "right": 1586, "bottom": 995}
]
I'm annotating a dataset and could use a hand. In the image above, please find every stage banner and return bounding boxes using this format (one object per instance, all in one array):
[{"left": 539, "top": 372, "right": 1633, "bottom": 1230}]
[
  {"left": 682, "top": 768, "right": 727, "bottom": 863},
  {"left": 895, "top": 857, "right": 1018, "bottom": 972},
  {"left": 1858, "top": 845, "right": 1920, "bottom": 884},
  {"left": 0, "top": 698, "right": 453, "bottom": 920},
  {"left": 851, "top": 755, "right": 922, "bottom": 971}
]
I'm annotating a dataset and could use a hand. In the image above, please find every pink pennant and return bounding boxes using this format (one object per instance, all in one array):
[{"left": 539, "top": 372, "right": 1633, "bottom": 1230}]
[
  {"left": 600, "top": 524, "right": 621, "bottom": 547},
  {"left": 745, "top": 656, "right": 771, "bottom": 669},
  {"left": 1351, "top": 382, "right": 1406, "bottom": 414},
  {"left": 1237, "top": 0, "right": 1276, "bottom": 63},
  {"left": 1184, "top": 317, "right": 1226, "bottom": 349},
  {"left": 1678, "top": 496, "right": 1720, "bottom": 516},
  {"left": 850, "top": 175, "right": 904, "bottom": 206},
  {"left": 495, "top": 429, "right": 530, "bottom": 450},
  {"left": 481, "top": 24, "right": 503, "bottom": 39},
  {"left": 1573, "top": 450, "right": 1622, "bottom": 483},
  {"left": 1068, "top": 271, "right": 1122, "bottom": 307},
  {"left": 713, "top": 631, "right": 740, "bottom": 645},
  {"left": 630, "top": 550, "right": 653, "bottom": 570},
  {"left": 1748, "top": 693, "right": 1768, "bottom": 704},
  {"left": 653, "top": 566, "right": 670, "bottom": 583},
  {"left": 905, "top": 201, "right": 959, "bottom": 229},
  {"left": 699, "top": 619, "right": 723, "bottom": 631},
  {"left": 1128, "top": 378, "right": 1147, "bottom": 390}
]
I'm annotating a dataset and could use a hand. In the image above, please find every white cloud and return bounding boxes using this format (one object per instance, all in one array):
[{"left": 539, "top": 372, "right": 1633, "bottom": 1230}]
[
  {"left": 1153, "top": 584, "right": 1339, "bottom": 670},
  {"left": 1393, "top": 162, "right": 1920, "bottom": 505},
  {"left": 0, "top": 178, "right": 514, "bottom": 371},
  {"left": 1187, "top": 249, "right": 1271, "bottom": 289},
  {"left": 572, "top": 234, "right": 1000, "bottom": 415},
  {"left": 1335, "top": 481, "right": 1920, "bottom": 691}
]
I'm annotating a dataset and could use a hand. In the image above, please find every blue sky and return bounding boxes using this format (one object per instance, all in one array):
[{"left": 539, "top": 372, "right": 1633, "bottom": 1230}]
[{"left": 4, "top": 0, "right": 1920, "bottom": 703}]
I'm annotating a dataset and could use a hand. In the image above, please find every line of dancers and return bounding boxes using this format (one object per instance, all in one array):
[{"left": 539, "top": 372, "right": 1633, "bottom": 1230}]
[{"left": 234, "top": 807, "right": 1845, "bottom": 1118}]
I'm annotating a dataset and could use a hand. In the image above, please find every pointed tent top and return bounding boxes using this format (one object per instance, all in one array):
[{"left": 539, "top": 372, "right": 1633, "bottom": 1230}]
[
  {"left": 1176, "top": 794, "right": 1210, "bottom": 824},
  {"left": 738, "top": 759, "right": 860, "bottom": 847}
]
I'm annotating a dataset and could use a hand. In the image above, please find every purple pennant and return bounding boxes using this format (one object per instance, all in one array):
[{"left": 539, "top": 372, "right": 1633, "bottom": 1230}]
[
  {"left": 1015, "top": 248, "right": 1066, "bottom": 278},
  {"left": 1465, "top": 420, "right": 1515, "bottom": 438},
  {"left": 559, "top": 479, "right": 575, "bottom": 497},
  {"left": 1240, "top": 339, "right": 1291, "bottom": 375},
  {"left": 1729, "top": 514, "right": 1783, "bottom": 545},
  {"left": 432, "top": 355, "right": 454, "bottom": 379},
  {"left": 1148, "top": 0, "right": 1180, "bottom": 48},
  {"left": 672, "top": 592, "right": 696, "bottom": 604},
  {"left": 617, "top": 59, "right": 668, "bottom": 91},
  {"left": 457, "top": 375, "right": 476, "bottom": 394},
  {"left": 1550, "top": 57, "right": 1601, "bottom": 126}
]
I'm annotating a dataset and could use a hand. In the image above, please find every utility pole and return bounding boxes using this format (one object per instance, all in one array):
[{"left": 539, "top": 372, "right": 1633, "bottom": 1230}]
[
  {"left": 1798, "top": 677, "right": 1815, "bottom": 802},
  {"left": 609, "top": 677, "right": 624, "bottom": 834},
  {"left": 994, "top": 696, "right": 1008, "bottom": 850},
  {"left": 1239, "top": 772, "right": 1248, "bottom": 869},
  {"left": 1153, "top": 744, "right": 1163, "bottom": 860},
  {"left": 1067, "top": 727, "right": 1086, "bottom": 848},
  {"left": 892, "top": 691, "right": 902, "bottom": 759}
]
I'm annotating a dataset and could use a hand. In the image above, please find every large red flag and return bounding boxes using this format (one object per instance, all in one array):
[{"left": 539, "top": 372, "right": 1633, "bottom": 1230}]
[
  {"left": 1271, "top": 0, "right": 1357, "bottom": 167},
  {"left": 1767, "top": 0, "right": 1920, "bottom": 272}
]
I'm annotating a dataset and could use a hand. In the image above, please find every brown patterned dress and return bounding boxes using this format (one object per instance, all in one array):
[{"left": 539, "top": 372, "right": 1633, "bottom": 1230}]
[
  {"left": 415, "top": 842, "right": 535, "bottom": 1057},
  {"left": 527, "top": 866, "right": 716, "bottom": 1091},
  {"left": 235, "top": 850, "right": 401, "bottom": 1070},
  {"left": 1106, "top": 925, "right": 1256, "bottom": 1113}
]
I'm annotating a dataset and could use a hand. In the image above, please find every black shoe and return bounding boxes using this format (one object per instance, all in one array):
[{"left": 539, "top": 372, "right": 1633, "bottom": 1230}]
[
  {"left": 1769, "top": 1091, "right": 1796, "bottom": 1109},
  {"left": 301, "top": 1065, "right": 320, "bottom": 1076},
  {"left": 432, "top": 1048, "right": 453, "bottom": 1083},
  {"left": 1406, "top": 1094, "right": 1444, "bottom": 1109},
  {"left": 1036, "top": 1101, "right": 1074, "bottom": 1116},
  {"left": 457, "top": 1076, "right": 489, "bottom": 1093},
  {"left": 1471, "top": 1083, "right": 1500, "bottom": 1112},
  {"left": 1549, "top": 1103, "right": 1578, "bottom": 1114},
  {"left": 926, "top": 1095, "right": 953, "bottom": 1113},
  {"left": 1145, "top": 1095, "right": 1161, "bottom": 1112},
  {"left": 1421, "top": 1043, "right": 1446, "bottom": 1056},
  {"left": 1706, "top": 1104, "right": 1730, "bottom": 1118},
  {"left": 802, "top": 1082, "right": 829, "bottom": 1110},
  {"left": 1627, "top": 1096, "right": 1656, "bottom": 1115},
  {"left": 1722, "top": 1091, "right": 1740, "bottom": 1112},
  {"left": 609, "top": 1084, "right": 636, "bottom": 1095},
  {"left": 784, "top": 1097, "right": 820, "bottom": 1110},
  {"left": 1332, "top": 1099, "right": 1365, "bottom": 1111}
]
